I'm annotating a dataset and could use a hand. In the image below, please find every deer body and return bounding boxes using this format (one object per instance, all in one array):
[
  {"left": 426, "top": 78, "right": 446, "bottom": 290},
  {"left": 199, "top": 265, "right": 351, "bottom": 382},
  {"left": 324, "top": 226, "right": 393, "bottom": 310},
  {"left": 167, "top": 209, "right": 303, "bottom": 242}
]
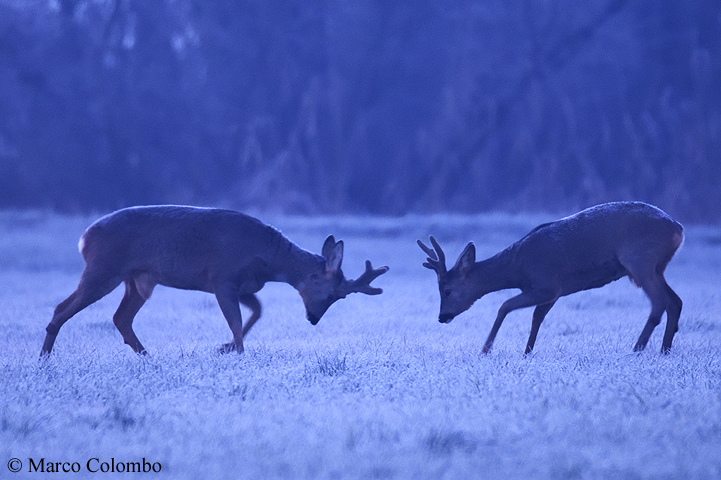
[
  {"left": 41, "top": 206, "right": 388, "bottom": 356},
  {"left": 419, "top": 202, "right": 684, "bottom": 354}
]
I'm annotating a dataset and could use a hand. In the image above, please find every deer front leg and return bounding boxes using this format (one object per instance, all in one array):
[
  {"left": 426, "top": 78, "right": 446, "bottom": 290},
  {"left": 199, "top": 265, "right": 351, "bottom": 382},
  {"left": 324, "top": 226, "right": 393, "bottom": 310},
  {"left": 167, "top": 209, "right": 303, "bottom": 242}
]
[
  {"left": 524, "top": 300, "right": 557, "bottom": 355},
  {"left": 240, "top": 294, "right": 262, "bottom": 337},
  {"left": 214, "top": 283, "right": 244, "bottom": 354},
  {"left": 219, "top": 294, "right": 262, "bottom": 353},
  {"left": 482, "top": 290, "right": 556, "bottom": 354}
]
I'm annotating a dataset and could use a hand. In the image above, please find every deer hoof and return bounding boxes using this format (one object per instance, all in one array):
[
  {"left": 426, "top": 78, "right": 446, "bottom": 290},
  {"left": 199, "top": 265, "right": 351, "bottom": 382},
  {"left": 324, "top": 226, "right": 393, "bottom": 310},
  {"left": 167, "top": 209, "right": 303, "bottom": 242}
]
[{"left": 218, "top": 342, "right": 237, "bottom": 354}]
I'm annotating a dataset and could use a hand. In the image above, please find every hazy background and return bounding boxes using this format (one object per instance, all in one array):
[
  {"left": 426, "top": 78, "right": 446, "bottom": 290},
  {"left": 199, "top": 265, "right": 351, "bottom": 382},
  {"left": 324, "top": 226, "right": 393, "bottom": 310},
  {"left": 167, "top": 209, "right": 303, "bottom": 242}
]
[{"left": 1, "top": 0, "right": 719, "bottom": 223}]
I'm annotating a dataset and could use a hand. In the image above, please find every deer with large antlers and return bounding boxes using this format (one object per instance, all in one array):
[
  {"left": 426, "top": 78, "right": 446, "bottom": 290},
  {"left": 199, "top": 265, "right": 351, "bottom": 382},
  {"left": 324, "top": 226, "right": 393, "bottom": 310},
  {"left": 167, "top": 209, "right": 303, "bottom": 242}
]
[
  {"left": 41, "top": 206, "right": 388, "bottom": 356},
  {"left": 418, "top": 202, "right": 684, "bottom": 354}
]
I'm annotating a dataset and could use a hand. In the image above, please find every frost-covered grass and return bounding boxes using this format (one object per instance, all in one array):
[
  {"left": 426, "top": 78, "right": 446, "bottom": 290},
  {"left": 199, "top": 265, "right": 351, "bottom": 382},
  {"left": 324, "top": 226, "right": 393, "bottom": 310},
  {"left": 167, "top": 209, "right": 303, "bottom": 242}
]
[{"left": 1, "top": 211, "right": 720, "bottom": 479}]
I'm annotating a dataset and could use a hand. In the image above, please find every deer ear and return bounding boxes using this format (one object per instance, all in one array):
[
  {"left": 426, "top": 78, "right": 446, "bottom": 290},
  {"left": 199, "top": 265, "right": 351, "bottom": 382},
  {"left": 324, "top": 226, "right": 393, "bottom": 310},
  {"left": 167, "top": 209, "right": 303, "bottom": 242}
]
[
  {"left": 454, "top": 242, "right": 475, "bottom": 273},
  {"left": 322, "top": 235, "right": 337, "bottom": 260},
  {"left": 324, "top": 239, "right": 343, "bottom": 273}
]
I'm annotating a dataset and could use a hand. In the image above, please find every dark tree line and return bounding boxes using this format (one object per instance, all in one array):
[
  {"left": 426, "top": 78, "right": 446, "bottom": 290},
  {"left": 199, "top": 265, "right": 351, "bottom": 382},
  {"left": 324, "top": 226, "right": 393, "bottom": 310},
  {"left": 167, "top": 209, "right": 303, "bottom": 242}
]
[{"left": 0, "top": 0, "right": 719, "bottom": 222}]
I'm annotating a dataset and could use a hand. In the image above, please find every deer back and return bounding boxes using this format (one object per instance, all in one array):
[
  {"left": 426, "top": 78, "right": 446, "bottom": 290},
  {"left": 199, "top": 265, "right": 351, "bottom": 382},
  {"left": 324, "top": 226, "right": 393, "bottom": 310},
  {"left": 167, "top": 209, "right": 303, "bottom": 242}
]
[{"left": 80, "top": 206, "right": 307, "bottom": 292}]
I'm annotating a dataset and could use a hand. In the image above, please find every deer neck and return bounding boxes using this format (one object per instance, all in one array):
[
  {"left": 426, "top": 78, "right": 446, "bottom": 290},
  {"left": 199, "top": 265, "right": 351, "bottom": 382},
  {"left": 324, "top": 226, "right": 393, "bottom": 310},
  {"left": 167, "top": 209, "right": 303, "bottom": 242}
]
[
  {"left": 471, "top": 250, "right": 520, "bottom": 297},
  {"left": 266, "top": 236, "right": 324, "bottom": 288}
]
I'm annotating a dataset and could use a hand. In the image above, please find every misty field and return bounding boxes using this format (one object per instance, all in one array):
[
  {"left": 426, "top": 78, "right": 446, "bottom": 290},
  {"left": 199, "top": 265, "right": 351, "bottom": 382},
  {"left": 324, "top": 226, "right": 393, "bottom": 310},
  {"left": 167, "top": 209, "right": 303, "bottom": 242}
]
[{"left": 1, "top": 210, "right": 720, "bottom": 479}]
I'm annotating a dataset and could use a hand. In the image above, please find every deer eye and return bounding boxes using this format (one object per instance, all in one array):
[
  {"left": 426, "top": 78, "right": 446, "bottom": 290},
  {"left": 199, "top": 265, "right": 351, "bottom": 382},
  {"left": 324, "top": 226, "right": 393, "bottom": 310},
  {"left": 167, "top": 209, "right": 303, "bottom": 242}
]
[{"left": 443, "top": 288, "right": 452, "bottom": 297}]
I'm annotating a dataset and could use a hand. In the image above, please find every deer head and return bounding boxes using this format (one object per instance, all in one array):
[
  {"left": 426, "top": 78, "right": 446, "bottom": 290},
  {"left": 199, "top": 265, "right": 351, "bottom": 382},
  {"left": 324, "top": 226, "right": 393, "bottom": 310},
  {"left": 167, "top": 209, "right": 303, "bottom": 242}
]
[
  {"left": 300, "top": 235, "right": 389, "bottom": 324},
  {"left": 418, "top": 236, "right": 478, "bottom": 323}
]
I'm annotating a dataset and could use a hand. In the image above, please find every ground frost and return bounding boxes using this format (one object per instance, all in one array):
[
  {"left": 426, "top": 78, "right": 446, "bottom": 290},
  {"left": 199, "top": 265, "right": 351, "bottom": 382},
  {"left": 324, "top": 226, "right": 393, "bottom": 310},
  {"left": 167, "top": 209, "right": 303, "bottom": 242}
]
[{"left": 1, "top": 212, "right": 720, "bottom": 479}]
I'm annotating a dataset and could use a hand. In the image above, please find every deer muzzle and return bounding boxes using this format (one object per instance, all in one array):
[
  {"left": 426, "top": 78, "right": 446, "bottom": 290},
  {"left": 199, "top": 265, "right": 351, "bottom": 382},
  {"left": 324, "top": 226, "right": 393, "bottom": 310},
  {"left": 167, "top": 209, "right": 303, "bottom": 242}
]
[{"left": 306, "top": 311, "right": 321, "bottom": 325}]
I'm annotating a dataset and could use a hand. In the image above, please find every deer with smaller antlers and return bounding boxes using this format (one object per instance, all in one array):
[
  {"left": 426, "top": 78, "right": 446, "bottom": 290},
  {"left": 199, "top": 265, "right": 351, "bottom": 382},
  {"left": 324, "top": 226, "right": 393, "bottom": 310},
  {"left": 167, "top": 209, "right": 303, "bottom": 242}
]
[
  {"left": 418, "top": 202, "right": 684, "bottom": 354},
  {"left": 41, "top": 206, "right": 388, "bottom": 356}
]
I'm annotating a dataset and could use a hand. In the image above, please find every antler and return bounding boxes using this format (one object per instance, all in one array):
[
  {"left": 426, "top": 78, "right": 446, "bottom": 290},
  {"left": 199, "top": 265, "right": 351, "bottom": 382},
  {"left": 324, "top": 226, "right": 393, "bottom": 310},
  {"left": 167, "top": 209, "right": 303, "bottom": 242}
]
[
  {"left": 417, "top": 236, "right": 447, "bottom": 276},
  {"left": 340, "top": 260, "right": 389, "bottom": 296}
]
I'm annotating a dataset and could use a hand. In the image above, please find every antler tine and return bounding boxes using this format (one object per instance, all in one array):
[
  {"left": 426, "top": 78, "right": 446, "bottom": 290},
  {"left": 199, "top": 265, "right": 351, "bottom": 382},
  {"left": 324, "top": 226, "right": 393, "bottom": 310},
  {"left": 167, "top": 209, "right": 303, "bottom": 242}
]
[
  {"left": 344, "top": 260, "right": 389, "bottom": 296},
  {"left": 429, "top": 236, "right": 446, "bottom": 268},
  {"left": 417, "top": 236, "right": 447, "bottom": 275},
  {"left": 416, "top": 239, "right": 438, "bottom": 261}
]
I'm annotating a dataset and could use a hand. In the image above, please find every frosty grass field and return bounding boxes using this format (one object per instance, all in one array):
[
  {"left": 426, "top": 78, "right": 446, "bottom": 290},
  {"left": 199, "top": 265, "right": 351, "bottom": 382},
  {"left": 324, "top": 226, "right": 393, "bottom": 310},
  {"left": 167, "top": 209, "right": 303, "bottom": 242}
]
[{"left": 1, "top": 210, "right": 720, "bottom": 480}]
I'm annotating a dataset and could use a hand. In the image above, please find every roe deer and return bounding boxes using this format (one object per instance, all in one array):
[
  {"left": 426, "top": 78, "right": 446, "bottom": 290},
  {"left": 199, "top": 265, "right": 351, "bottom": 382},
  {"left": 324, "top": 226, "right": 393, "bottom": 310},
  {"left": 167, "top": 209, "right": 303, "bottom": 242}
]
[
  {"left": 41, "top": 206, "right": 388, "bottom": 356},
  {"left": 418, "top": 202, "right": 684, "bottom": 354}
]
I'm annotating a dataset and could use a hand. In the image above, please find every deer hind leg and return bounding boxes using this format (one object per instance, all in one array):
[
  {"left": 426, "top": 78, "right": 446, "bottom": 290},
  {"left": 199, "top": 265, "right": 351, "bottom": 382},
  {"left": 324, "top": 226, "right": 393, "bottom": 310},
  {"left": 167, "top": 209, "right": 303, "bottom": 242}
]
[
  {"left": 113, "top": 274, "right": 154, "bottom": 354},
  {"left": 524, "top": 300, "right": 557, "bottom": 355},
  {"left": 633, "top": 281, "right": 666, "bottom": 352},
  {"left": 660, "top": 281, "right": 682, "bottom": 354},
  {"left": 622, "top": 248, "right": 683, "bottom": 354},
  {"left": 219, "top": 294, "right": 261, "bottom": 353},
  {"left": 628, "top": 269, "right": 672, "bottom": 352},
  {"left": 41, "top": 269, "right": 122, "bottom": 356}
]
